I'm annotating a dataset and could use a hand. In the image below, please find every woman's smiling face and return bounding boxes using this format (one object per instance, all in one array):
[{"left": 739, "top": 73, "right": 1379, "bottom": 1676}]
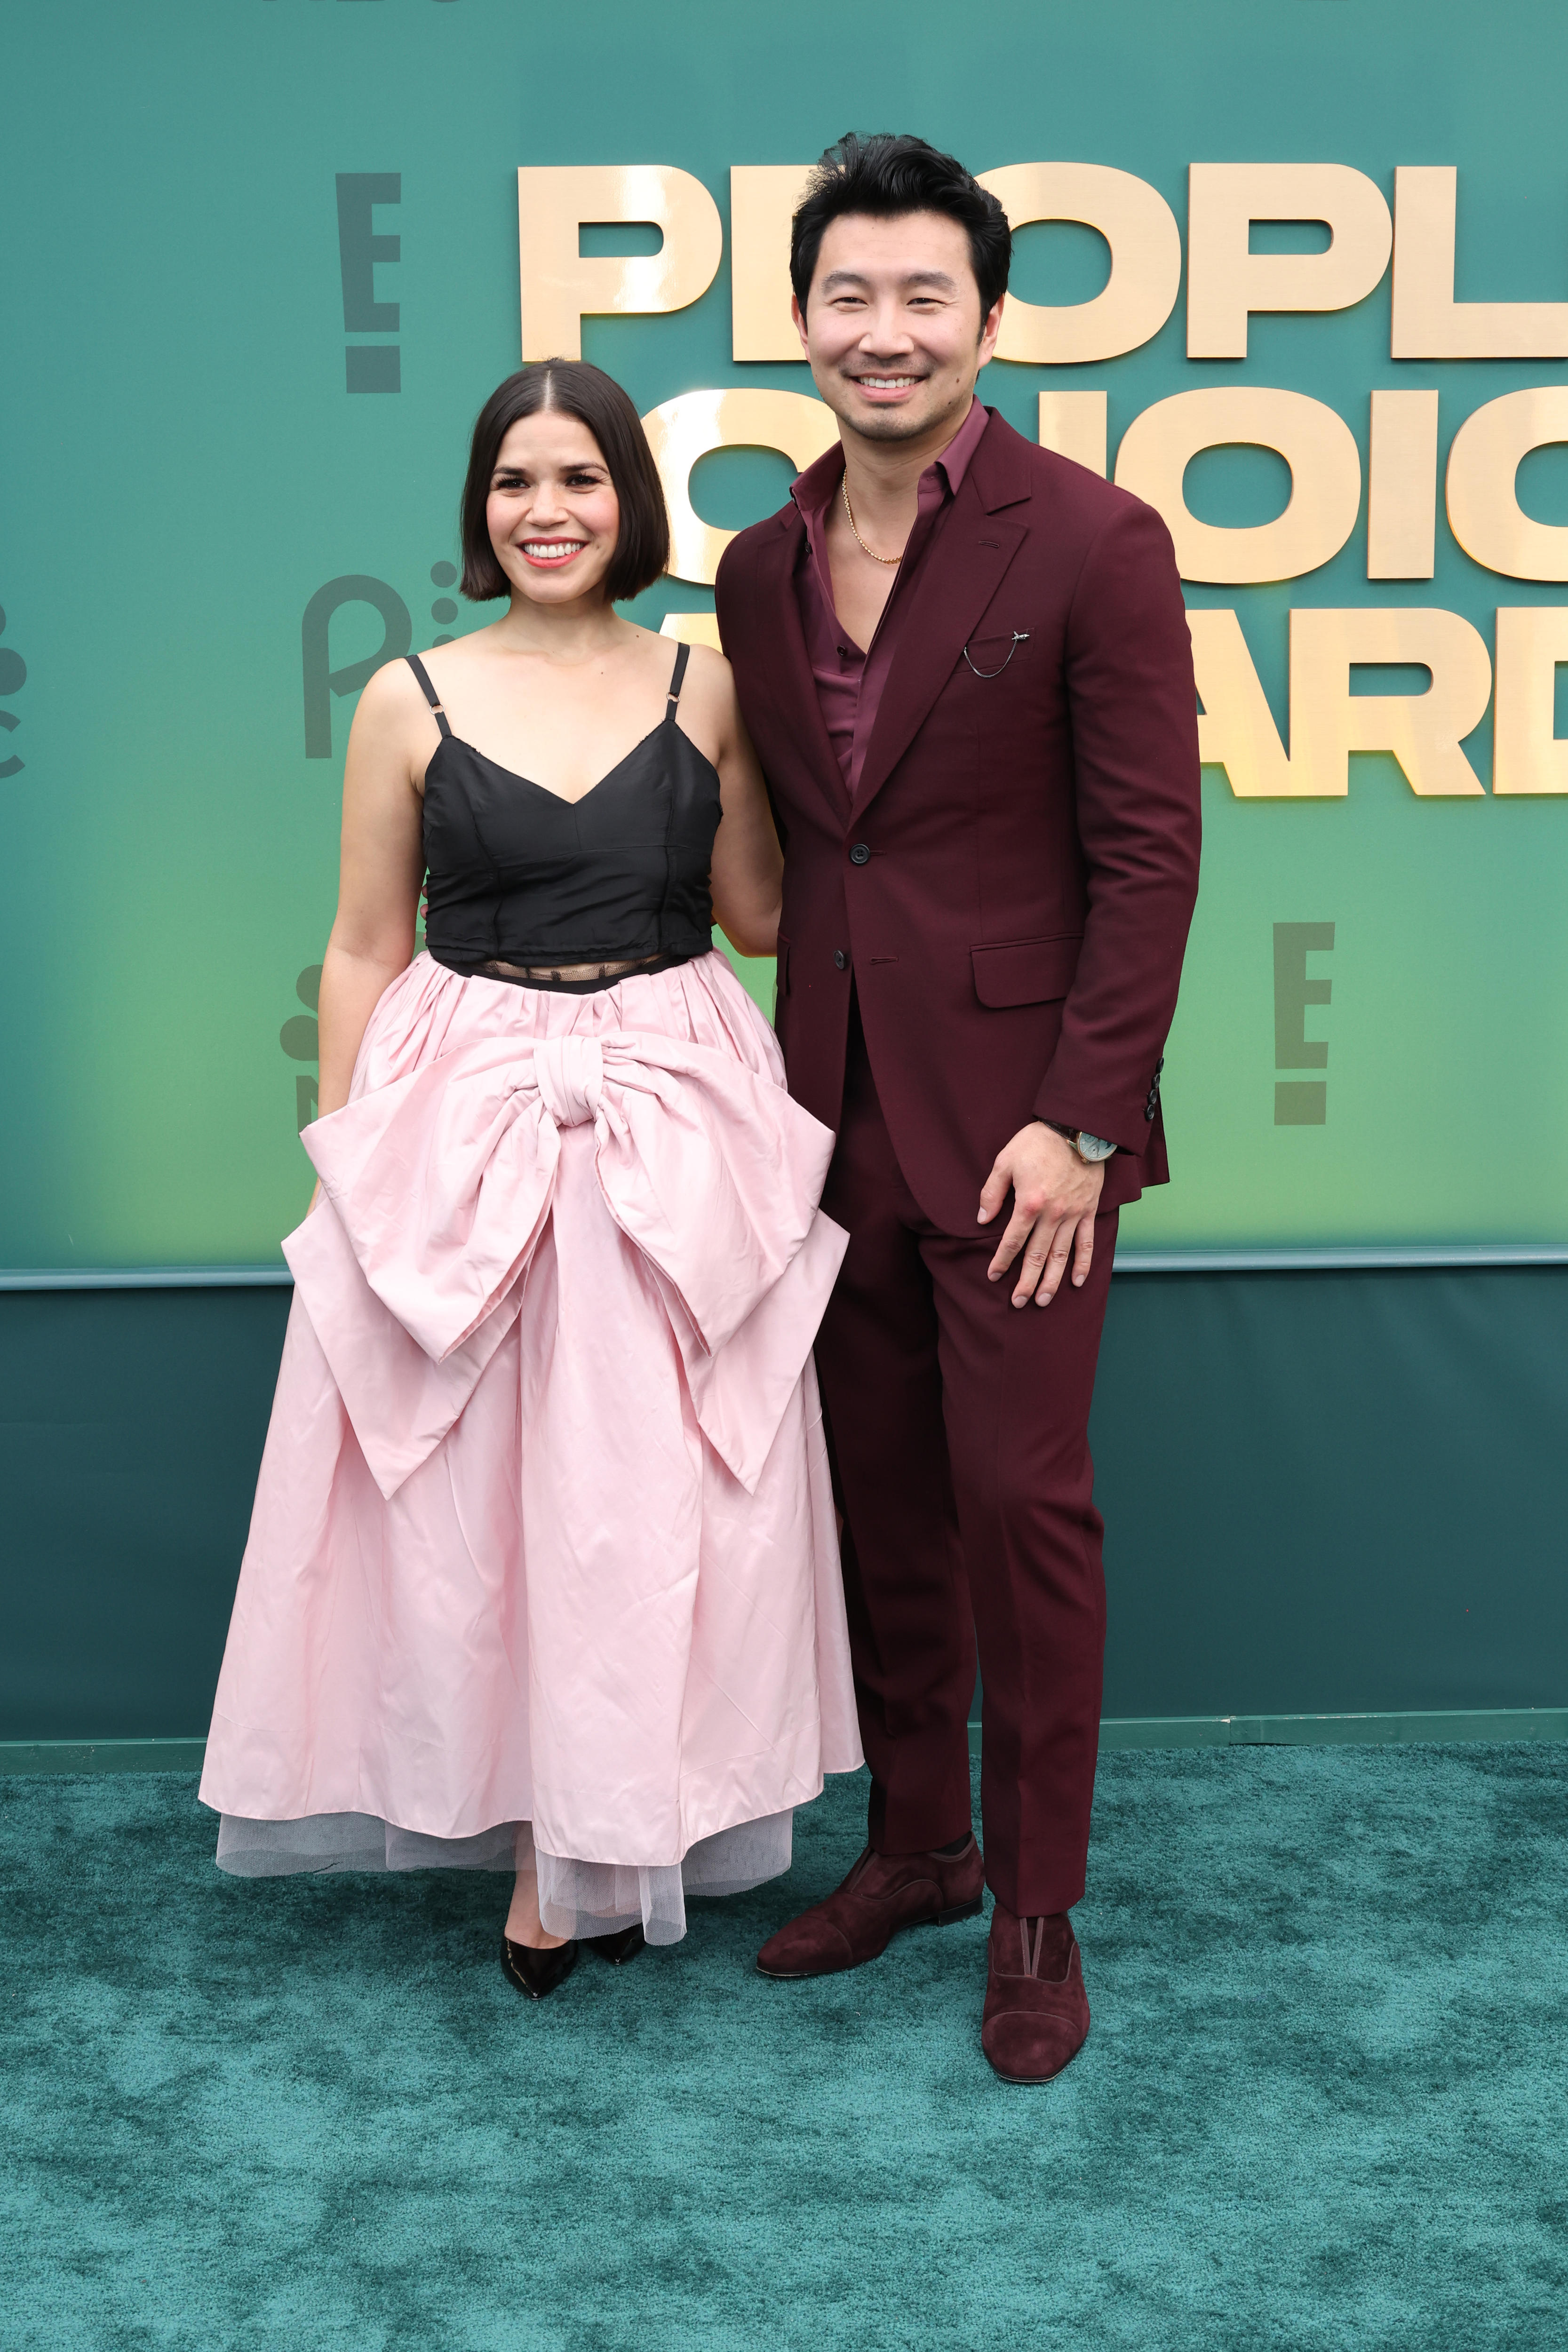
[{"left": 486, "top": 410, "right": 623, "bottom": 606}]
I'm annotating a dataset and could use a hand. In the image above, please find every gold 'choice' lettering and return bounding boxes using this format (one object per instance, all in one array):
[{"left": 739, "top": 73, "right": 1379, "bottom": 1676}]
[
  {"left": 1367, "top": 389, "right": 1440, "bottom": 579},
  {"left": 1037, "top": 391, "right": 1109, "bottom": 476},
  {"left": 641, "top": 389, "right": 839, "bottom": 584},
  {"left": 1114, "top": 389, "right": 1362, "bottom": 583},
  {"left": 1446, "top": 388, "right": 1568, "bottom": 580}
]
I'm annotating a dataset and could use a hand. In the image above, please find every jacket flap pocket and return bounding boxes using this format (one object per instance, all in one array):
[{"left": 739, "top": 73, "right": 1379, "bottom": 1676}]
[{"left": 971, "top": 935, "right": 1082, "bottom": 1008}]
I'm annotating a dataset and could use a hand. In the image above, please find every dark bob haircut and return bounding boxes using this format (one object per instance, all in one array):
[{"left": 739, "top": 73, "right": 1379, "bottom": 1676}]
[
  {"left": 458, "top": 360, "right": 670, "bottom": 604},
  {"left": 790, "top": 133, "right": 1012, "bottom": 322}
]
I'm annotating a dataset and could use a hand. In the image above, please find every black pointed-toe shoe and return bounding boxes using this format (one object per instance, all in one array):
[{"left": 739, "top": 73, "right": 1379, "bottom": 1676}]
[
  {"left": 582, "top": 1923, "right": 646, "bottom": 1967},
  {"left": 501, "top": 1933, "right": 580, "bottom": 2000}
]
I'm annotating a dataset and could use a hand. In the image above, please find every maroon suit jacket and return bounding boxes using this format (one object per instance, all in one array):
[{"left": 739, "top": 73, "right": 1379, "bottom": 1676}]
[{"left": 714, "top": 409, "right": 1202, "bottom": 1235}]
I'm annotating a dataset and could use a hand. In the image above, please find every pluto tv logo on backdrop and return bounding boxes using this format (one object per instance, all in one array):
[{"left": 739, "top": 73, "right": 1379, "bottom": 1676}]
[{"left": 302, "top": 567, "right": 460, "bottom": 757}]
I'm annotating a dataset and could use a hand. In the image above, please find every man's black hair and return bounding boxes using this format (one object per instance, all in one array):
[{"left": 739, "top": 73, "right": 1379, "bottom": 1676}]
[{"left": 789, "top": 134, "right": 1012, "bottom": 317}]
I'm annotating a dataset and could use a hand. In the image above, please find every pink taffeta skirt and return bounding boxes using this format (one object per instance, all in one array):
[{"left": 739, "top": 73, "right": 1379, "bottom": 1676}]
[{"left": 199, "top": 949, "right": 863, "bottom": 1943}]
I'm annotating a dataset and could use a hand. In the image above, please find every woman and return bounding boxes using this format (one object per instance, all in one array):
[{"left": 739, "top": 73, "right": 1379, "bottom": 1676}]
[{"left": 199, "top": 363, "right": 860, "bottom": 1996}]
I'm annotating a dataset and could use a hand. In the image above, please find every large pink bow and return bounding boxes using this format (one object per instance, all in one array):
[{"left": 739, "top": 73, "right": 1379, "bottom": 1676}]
[{"left": 283, "top": 1029, "right": 847, "bottom": 1500}]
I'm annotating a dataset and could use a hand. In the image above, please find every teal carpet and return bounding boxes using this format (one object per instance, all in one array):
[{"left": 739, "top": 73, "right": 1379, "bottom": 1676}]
[{"left": 4, "top": 1745, "right": 1566, "bottom": 2351}]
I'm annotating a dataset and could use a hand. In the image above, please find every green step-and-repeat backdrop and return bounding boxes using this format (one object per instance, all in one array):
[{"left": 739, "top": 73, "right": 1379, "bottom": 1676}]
[{"left": 5, "top": 0, "right": 1567, "bottom": 1267}]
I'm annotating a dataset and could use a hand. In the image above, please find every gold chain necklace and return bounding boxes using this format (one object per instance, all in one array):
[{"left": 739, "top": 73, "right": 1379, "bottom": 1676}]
[{"left": 841, "top": 476, "right": 902, "bottom": 566}]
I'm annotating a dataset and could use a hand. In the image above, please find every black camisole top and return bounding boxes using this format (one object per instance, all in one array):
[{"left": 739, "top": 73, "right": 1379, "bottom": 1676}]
[{"left": 409, "top": 641, "right": 722, "bottom": 994}]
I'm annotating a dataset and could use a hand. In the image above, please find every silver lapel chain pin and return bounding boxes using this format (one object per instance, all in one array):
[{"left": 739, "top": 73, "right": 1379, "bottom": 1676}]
[{"left": 963, "top": 631, "right": 1030, "bottom": 678}]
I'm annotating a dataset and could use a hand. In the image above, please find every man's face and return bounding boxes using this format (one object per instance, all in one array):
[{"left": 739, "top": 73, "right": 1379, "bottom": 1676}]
[{"left": 794, "top": 209, "right": 1003, "bottom": 445}]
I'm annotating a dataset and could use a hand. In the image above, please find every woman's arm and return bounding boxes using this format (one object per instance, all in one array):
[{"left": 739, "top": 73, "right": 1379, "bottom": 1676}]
[
  {"left": 316, "top": 662, "right": 429, "bottom": 1120},
  {"left": 701, "top": 653, "right": 783, "bottom": 961}
]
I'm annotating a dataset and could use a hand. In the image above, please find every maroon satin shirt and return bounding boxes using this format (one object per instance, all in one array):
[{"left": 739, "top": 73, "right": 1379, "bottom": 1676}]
[{"left": 791, "top": 396, "right": 989, "bottom": 803}]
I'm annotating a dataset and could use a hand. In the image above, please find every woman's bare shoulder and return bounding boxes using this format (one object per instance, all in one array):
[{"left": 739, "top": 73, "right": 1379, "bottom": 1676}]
[
  {"left": 670, "top": 636, "right": 738, "bottom": 713},
  {"left": 347, "top": 647, "right": 449, "bottom": 784},
  {"left": 355, "top": 650, "right": 432, "bottom": 724}
]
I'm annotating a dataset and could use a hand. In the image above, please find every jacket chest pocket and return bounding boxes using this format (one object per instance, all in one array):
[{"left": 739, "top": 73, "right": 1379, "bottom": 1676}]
[
  {"left": 962, "top": 630, "right": 1032, "bottom": 680},
  {"left": 961, "top": 632, "right": 1061, "bottom": 771}
]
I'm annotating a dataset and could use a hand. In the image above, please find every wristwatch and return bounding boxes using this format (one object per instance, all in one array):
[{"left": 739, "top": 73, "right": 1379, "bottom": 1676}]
[{"left": 1042, "top": 1120, "right": 1116, "bottom": 1164}]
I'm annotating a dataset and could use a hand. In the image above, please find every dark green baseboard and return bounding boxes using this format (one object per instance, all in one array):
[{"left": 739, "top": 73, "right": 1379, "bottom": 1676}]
[
  {"left": 0, "top": 1738, "right": 210, "bottom": 1776},
  {"left": 6, "top": 1707, "right": 1567, "bottom": 1778},
  {"left": 5, "top": 1266, "right": 1568, "bottom": 1743}
]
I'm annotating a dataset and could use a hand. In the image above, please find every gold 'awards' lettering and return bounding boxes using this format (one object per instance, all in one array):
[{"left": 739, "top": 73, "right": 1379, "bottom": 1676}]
[
  {"left": 1114, "top": 388, "right": 1362, "bottom": 583},
  {"left": 1493, "top": 608, "right": 1568, "bottom": 793},
  {"left": 516, "top": 167, "right": 722, "bottom": 359},
  {"left": 1190, "top": 608, "right": 1492, "bottom": 796},
  {"left": 1186, "top": 165, "right": 1393, "bottom": 359}
]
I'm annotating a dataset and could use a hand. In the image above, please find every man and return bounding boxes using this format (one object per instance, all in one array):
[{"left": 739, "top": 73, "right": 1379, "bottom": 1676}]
[{"left": 715, "top": 134, "right": 1201, "bottom": 2083}]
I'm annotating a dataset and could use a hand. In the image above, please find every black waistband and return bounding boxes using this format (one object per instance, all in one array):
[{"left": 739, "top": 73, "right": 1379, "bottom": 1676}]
[{"left": 427, "top": 945, "right": 704, "bottom": 996}]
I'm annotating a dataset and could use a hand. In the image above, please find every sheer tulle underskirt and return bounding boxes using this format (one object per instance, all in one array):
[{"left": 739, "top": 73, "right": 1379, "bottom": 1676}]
[{"left": 214, "top": 1807, "right": 792, "bottom": 1945}]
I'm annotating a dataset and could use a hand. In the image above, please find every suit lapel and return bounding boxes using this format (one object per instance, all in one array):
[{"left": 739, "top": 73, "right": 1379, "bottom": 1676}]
[
  {"left": 749, "top": 508, "right": 847, "bottom": 830},
  {"left": 851, "top": 474, "right": 1029, "bottom": 821}
]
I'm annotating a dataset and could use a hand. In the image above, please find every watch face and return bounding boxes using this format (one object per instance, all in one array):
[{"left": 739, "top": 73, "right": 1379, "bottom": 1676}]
[{"left": 1077, "top": 1132, "right": 1116, "bottom": 1163}]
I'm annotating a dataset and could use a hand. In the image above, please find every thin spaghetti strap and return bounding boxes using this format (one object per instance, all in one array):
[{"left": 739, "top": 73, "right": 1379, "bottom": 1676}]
[
  {"left": 406, "top": 654, "right": 452, "bottom": 738},
  {"left": 666, "top": 640, "right": 692, "bottom": 709}
]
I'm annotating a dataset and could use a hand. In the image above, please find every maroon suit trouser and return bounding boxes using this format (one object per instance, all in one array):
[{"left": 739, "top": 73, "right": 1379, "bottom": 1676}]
[{"left": 813, "top": 1001, "right": 1116, "bottom": 1918}]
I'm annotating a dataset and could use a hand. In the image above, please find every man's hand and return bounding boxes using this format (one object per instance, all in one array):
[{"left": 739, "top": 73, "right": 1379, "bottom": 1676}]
[{"left": 977, "top": 1122, "right": 1106, "bottom": 1306}]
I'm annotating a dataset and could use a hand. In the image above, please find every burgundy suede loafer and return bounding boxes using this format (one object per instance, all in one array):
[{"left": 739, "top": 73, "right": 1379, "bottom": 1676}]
[
  {"left": 981, "top": 1903, "right": 1090, "bottom": 2083},
  {"left": 756, "top": 1836, "right": 985, "bottom": 1979}
]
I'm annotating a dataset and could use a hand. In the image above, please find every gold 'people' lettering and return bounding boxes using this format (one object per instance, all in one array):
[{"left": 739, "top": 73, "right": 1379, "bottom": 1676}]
[
  {"left": 979, "top": 164, "right": 1182, "bottom": 364},
  {"left": 1392, "top": 167, "right": 1568, "bottom": 359},
  {"left": 730, "top": 167, "right": 816, "bottom": 361},
  {"left": 516, "top": 167, "right": 722, "bottom": 361},
  {"left": 1186, "top": 165, "right": 1393, "bottom": 360}
]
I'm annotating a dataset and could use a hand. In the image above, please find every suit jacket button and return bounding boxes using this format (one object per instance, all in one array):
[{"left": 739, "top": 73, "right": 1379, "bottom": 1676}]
[
  {"left": 834, "top": 949, "right": 849, "bottom": 970},
  {"left": 849, "top": 842, "right": 871, "bottom": 866}
]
